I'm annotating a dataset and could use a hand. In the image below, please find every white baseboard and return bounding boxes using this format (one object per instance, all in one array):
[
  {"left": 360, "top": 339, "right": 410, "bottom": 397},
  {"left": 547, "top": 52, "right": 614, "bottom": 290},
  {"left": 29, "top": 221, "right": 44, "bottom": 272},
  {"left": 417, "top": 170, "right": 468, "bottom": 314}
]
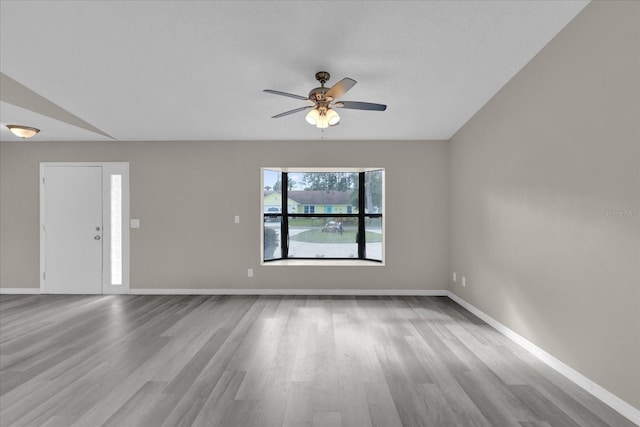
[
  {"left": 0, "top": 288, "right": 447, "bottom": 296},
  {"left": 446, "top": 291, "right": 640, "bottom": 426},
  {"left": 130, "top": 288, "right": 448, "bottom": 296},
  {"left": 0, "top": 288, "right": 40, "bottom": 294}
]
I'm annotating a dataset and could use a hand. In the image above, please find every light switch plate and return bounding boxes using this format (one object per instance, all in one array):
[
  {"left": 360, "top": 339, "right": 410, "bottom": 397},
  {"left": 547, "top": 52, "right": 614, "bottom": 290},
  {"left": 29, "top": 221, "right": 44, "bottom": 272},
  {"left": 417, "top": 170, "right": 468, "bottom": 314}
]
[
  {"left": 130, "top": 219, "right": 140, "bottom": 228},
  {"left": 234, "top": 215, "right": 240, "bottom": 224}
]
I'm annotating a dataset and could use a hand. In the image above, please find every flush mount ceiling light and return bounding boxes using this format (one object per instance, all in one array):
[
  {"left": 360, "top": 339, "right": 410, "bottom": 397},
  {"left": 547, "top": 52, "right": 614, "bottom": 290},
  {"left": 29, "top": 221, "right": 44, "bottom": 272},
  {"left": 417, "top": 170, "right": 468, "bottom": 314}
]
[
  {"left": 264, "top": 71, "right": 386, "bottom": 129},
  {"left": 7, "top": 124, "right": 40, "bottom": 139}
]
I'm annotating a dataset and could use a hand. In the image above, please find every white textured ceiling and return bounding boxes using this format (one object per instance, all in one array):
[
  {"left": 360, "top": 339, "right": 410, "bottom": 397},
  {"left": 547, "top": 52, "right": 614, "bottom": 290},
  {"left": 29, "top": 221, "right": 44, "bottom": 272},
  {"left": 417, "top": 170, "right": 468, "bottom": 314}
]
[{"left": 0, "top": 0, "right": 589, "bottom": 142}]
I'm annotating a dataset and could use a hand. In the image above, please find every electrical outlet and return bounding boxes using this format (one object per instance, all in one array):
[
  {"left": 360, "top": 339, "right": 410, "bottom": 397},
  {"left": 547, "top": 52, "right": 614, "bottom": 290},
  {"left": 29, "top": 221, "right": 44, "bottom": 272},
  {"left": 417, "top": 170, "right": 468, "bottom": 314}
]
[
  {"left": 234, "top": 215, "right": 240, "bottom": 224},
  {"left": 247, "top": 268, "right": 253, "bottom": 278},
  {"left": 461, "top": 276, "right": 466, "bottom": 287},
  {"left": 452, "top": 272, "right": 457, "bottom": 282}
]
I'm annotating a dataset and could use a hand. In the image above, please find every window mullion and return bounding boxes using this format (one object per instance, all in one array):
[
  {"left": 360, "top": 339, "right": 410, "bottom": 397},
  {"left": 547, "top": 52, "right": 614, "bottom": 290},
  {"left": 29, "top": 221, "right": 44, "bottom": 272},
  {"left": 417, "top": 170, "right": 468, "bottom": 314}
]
[
  {"left": 282, "top": 172, "right": 289, "bottom": 259},
  {"left": 358, "top": 172, "right": 366, "bottom": 259}
]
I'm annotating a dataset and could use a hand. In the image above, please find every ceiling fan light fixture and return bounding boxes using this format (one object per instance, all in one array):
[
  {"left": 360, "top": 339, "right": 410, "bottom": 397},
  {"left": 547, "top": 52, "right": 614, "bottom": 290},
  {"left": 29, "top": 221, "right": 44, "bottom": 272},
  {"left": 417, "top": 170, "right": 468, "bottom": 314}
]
[
  {"left": 7, "top": 125, "right": 40, "bottom": 139},
  {"left": 305, "top": 107, "right": 338, "bottom": 129}
]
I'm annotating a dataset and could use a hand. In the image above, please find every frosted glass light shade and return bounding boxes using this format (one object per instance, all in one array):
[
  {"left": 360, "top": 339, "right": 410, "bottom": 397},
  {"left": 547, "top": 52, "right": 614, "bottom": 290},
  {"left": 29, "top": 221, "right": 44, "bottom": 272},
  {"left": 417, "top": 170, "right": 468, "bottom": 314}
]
[
  {"left": 326, "top": 108, "right": 340, "bottom": 126},
  {"left": 316, "top": 112, "right": 329, "bottom": 128},
  {"left": 7, "top": 125, "right": 40, "bottom": 139},
  {"left": 306, "top": 108, "right": 320, "bottom": 125}
]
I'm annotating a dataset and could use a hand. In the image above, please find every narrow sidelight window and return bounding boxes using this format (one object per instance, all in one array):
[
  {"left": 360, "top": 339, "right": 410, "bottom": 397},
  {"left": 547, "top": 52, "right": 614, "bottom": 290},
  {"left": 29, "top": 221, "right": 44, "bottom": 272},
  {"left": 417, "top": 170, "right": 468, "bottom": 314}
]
[{"left": 110, "top": 174, "right": 122, "bottom": 285}]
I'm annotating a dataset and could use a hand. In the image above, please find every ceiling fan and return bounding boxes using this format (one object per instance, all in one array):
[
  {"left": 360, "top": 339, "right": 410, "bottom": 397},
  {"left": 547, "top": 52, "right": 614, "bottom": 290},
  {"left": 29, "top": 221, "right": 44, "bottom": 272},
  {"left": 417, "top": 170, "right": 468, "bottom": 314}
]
[{"left": 264, "top": 71, "right": 387, "bottom": 129}]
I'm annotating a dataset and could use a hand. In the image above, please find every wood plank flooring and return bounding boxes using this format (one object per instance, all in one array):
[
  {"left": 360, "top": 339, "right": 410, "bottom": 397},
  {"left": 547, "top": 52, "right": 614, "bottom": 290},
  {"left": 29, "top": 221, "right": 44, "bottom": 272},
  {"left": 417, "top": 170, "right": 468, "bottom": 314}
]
[{"left": 0, "top": 295, "right": 633, "bottom": 427}]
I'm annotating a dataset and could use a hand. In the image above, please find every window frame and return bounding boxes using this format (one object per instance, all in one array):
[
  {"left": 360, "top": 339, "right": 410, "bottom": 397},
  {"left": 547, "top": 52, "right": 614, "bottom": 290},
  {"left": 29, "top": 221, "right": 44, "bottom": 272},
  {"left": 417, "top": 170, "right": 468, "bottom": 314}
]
[{"left": 262, "top": 168, "right": 384, "bottom": 265}]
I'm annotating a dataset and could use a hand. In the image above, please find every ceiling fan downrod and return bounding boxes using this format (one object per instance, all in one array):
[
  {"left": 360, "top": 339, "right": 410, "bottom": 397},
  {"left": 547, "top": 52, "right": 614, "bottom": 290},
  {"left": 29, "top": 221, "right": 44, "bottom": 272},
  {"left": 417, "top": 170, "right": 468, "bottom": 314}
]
[{"left": 310, "top": 71, "right": 331, "bottom": 102}]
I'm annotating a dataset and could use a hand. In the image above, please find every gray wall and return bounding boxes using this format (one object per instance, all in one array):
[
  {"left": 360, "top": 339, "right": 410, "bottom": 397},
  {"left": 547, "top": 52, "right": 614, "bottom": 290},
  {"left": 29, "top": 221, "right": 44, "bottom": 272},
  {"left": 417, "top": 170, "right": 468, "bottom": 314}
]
[
  {"left": 449, "top": 1, "right": 639, "bottom": 408},
  {"left": 0, "top": 139, "right": 450, "bottom": 291}
]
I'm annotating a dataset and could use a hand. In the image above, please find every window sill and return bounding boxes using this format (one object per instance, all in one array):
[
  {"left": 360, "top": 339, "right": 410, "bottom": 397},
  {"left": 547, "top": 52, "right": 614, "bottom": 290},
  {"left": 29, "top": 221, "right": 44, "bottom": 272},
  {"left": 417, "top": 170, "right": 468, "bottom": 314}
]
[{"left": 262, "top": 259, "right": 384, "bottom": 267}]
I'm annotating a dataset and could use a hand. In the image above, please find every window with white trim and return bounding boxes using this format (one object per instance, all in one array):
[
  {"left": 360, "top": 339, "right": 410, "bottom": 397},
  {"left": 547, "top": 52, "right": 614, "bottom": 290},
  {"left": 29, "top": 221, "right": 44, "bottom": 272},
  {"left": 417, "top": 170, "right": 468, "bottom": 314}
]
[{"left": 262, "top": 168, "right": 384, "bottom": 263}]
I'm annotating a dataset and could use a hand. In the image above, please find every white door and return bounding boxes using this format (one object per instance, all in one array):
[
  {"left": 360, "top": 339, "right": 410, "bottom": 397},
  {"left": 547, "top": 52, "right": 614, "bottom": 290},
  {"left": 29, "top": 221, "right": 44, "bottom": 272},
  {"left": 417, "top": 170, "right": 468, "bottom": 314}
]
[{"left": 43, "top": 166, "right": 103, "bottom": 294}]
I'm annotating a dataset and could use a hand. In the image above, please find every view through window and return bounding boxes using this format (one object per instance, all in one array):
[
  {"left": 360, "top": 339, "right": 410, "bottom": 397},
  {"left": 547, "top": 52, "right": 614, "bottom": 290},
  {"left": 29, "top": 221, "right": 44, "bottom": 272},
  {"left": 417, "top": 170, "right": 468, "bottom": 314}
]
[{"left": 263, "top": 169, "right": 383, "bottom": 262}]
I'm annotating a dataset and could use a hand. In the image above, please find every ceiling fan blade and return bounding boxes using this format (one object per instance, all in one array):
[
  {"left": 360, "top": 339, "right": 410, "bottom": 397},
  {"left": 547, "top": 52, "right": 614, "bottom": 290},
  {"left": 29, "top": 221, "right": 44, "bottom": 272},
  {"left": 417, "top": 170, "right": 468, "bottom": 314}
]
[
  {"left": 272, "top": 105, "right": 314, "bottom": 118},
  {"left": 335, "top": 101, "right": 387, "bottom": 111},
  {"left": 263, "top": 89, "right": 309, "bottom": 101},
  {"left": 325, "top": 78, "right": 356, "bottom": 100}
]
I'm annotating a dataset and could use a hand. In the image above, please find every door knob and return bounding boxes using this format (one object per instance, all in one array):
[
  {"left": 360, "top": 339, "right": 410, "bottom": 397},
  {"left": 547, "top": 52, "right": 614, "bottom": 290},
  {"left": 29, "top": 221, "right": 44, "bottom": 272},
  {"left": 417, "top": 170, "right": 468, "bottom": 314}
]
[{"left": 94, "top": 235, "right": 101, "bottom": 240}]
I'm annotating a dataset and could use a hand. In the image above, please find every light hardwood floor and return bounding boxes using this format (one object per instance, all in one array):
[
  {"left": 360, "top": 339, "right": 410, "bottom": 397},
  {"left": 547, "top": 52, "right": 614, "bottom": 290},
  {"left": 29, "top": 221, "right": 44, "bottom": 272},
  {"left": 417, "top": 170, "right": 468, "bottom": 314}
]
[{"left": 0, "top": 295, "right": 634, "bottom": 427}]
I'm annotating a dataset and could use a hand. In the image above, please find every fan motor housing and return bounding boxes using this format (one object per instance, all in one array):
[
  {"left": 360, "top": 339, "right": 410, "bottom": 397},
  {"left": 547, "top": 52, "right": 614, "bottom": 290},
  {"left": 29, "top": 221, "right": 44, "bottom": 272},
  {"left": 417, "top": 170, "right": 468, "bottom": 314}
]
[{"left": 309, "top": 87, "right": 330, "bottom": 102}]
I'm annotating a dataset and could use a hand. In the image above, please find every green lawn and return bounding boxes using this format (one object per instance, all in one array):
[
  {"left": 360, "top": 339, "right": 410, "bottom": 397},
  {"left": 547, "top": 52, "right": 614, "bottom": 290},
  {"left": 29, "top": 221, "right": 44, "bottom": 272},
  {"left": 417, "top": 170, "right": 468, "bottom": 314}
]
[
  {"left": 288, "top": 218, "right": 359, "bottom": 227},
  {"left": 289, "top": 229, "right": 382, "bottom": 244},
  {"left": 287, "top": 218, "right": 316, "bottom": 227},
  {"left": 284, "top": 218, "right": 380, "bottom": 228}
]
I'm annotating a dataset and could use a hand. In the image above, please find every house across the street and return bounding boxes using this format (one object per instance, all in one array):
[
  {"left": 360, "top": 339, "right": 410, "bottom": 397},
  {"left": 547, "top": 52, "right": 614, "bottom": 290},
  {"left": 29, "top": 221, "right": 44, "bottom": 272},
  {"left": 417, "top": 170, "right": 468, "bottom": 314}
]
[{"left": 264, "top": 190, "right": 356, "bottom": 214}]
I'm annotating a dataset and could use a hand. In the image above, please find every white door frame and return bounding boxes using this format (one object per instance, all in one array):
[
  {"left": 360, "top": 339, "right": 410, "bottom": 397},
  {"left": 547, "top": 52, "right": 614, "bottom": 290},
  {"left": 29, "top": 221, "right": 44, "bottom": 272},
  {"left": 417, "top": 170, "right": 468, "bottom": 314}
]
[{"left": 40, "top": 162, "right": 130, "bottom": 294}]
